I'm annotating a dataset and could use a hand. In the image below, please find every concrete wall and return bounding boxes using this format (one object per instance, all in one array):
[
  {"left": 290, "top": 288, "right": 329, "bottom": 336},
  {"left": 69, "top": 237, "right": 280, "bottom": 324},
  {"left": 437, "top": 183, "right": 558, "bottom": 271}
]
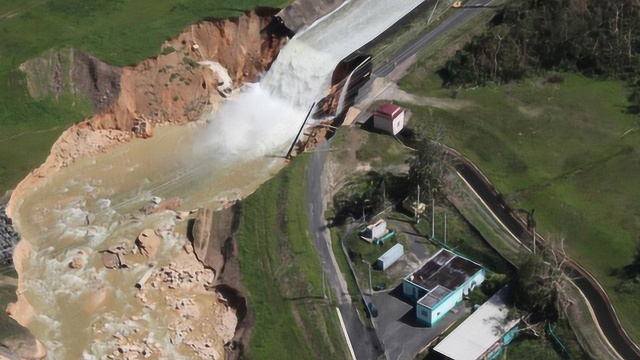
[
  {"left": 276, "top": 0, "right": 346, "bottom": 34},
  {"left": 415, "top": 270, "right": 486, "bottom": 326},
  {"left": 373, "top": 112, "right": 404, "bottom": 135},
  {"left": 403, "top": 279, "right": 427, "bottom": 302}
]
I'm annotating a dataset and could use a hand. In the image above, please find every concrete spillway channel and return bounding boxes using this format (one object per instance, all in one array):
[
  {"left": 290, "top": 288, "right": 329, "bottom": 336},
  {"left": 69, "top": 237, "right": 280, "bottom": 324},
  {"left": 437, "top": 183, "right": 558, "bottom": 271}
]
[{"left": 453, "top": 153, "right": 640, "bottom": 360}]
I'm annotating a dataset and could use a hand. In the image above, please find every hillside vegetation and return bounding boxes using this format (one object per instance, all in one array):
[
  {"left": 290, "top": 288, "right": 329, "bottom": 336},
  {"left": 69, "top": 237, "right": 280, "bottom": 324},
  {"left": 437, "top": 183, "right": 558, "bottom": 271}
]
[
  {"left": 442, "top": 0, "right": 640, "bottom": 114},
  {"left": 0, "top": 0, "right": 289, "bottom": 194},
  {"left": 400, "top": 0, "right": 640, "bottom": 344}
]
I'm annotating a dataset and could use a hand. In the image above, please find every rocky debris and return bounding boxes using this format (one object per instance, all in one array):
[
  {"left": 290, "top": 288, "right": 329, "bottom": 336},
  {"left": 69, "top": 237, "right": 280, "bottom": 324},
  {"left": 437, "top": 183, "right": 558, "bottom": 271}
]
[
  {"left": 316, "top": 82, "right": 343, "bottom": 117},
  {"left": 101, "top": 252, "right": 121, "bottom": 270},
  {"left": 100, "top": 243, "right": 131, "bottom": 269},
  {"left": 0, "top": 204, "right": 19, "bottom": 265},
  {"left": 135, "top": 230, "right": 160, "bottom": 258},
  {"left": 7, "top": 9, "right": 289, "bottom": 213},
  {"left": 68, "top": 257, "right": 84, "bottom": 269},
  {"left": 131, "top": 117, "right": 154, "bottom": 139},
  {"left": 0, "top": 333, "right": 47, "bottom": 360},
  {"left": 189, "top": 207, "right": 235, "bottom": 278},
  {"left": 152, "top": 261, "right": 214, "bottom": 291},
  {"left": 140, "top": 197, "right": 182, "bottom": 215}
]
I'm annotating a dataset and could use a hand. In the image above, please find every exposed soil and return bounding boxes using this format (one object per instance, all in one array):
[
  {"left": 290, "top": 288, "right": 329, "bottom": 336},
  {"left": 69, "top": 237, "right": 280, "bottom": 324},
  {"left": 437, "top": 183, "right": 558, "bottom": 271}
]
[
  {"left": 5, "top": 8, "right": 289, "bottom": 359},
  {"left": 8, "top": 8, "right": 288, "bottom": 219}
]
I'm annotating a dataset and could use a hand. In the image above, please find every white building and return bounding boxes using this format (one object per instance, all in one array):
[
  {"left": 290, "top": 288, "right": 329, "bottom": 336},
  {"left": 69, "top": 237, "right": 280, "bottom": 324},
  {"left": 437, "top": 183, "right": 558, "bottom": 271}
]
[
  {"left": 433, "top": 287, "right": 520, "bottom": 360},
  {"left": 360, "top": 219, "right": 387, "bottom": 242},
  {"left": 373, "top": 103, "right": 405, "bottom": 135},
  {"left": 376, "top": 243, "right": 404, "bottom": 270}
]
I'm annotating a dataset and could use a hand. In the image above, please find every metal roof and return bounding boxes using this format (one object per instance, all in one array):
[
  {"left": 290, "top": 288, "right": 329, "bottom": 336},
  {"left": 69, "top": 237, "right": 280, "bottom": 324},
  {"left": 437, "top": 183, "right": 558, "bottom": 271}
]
[
  {"left": 433, "top": 287, "right": 519, "bottom": 360},
  {"left": 374, "top": 103, "right": 403, "bottom": 119},
  {"left": 406, "top": 249, "right": 482, "bottom": 306}
]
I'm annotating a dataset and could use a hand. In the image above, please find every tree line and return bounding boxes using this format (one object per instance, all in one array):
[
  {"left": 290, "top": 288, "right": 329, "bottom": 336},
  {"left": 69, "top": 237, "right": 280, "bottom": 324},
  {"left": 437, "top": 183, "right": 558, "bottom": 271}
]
[{"left": 442, "top": 0, "right": 640, "bottom": 112}]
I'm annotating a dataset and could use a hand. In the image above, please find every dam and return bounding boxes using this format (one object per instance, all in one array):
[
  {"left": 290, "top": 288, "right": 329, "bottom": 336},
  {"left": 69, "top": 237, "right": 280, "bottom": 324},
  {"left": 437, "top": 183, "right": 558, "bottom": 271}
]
[{"left": 9, "top": 0, "right": 426, "bottom": 358}]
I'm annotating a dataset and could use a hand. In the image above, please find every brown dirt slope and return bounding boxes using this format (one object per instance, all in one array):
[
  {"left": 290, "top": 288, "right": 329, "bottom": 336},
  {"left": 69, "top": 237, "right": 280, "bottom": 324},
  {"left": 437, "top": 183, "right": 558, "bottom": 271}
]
[{"left": 7, "top": 9, "right": 288, "bottom": 213}]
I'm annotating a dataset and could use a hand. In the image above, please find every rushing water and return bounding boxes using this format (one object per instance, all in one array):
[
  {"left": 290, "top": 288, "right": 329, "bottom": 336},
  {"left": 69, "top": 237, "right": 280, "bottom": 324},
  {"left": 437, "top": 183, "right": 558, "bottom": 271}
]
[{"left": 11, "top": 0, "right": 425, "bottom": 358}]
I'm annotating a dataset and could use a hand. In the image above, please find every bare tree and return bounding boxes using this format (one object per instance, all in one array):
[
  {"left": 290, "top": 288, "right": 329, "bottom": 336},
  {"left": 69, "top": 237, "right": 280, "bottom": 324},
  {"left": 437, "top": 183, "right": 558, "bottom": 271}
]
[{"left": 513, "top": 237, "right": 574, "bottom": 329}]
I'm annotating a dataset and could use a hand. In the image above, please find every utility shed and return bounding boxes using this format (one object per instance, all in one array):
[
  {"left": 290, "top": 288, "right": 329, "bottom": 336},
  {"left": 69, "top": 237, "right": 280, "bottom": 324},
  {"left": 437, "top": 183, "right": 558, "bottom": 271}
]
[
  {"left": 376, "top": 243, "right": 404, "bottom": 270},
  {"left": 360, "top": 219, "right": 387, "bottom": 242},
  {"left": 373, "top": 103, "right": 405, "bottom": 135},
  {"left": 433, "top": 287, "right": 520, "bottom": 360},
  {"left": 403, "top": 249, "right": 484, "bottom": 326}
]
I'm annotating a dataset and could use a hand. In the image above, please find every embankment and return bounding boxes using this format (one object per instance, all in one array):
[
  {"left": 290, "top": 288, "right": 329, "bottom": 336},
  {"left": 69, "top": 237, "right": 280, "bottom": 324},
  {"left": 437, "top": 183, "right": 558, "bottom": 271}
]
[
  {"left": 4, "top": 8, "right": 288, "bottom": 357},
  {"left": 7, "top": 8, "right": 287, "bottom": 218}
]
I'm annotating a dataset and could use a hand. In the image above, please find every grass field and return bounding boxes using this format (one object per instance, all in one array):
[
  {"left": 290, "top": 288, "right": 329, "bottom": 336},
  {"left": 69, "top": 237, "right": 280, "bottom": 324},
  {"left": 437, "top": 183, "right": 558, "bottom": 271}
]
[
  {"left": 399, "top": 70, "right": 640, "bottom": 341},
  {"left": 236, "top": 155, "right": 349, "bottom": 360},
  {"left": 0, "top": 0, "right": 289, "bottom": 194}
]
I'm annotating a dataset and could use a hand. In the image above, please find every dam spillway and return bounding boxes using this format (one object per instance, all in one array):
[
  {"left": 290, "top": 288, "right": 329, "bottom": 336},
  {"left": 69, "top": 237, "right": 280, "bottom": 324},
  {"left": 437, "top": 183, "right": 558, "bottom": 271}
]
[{"left": 10, "top": 0, "right": 426, "bottom": 358}]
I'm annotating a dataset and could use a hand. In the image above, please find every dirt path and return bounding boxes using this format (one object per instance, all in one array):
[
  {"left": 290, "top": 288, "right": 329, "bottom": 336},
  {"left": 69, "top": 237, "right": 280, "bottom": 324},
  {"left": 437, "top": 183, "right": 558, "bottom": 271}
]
[{"left": 378, "top": 82, "right": 472, "bottom": 110}]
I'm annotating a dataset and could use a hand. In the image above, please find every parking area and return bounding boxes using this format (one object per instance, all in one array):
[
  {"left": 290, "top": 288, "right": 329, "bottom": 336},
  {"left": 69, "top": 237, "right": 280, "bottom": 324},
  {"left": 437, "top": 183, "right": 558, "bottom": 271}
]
[{"left": 372, "top": 285, "right": 469, "bottom": 360}]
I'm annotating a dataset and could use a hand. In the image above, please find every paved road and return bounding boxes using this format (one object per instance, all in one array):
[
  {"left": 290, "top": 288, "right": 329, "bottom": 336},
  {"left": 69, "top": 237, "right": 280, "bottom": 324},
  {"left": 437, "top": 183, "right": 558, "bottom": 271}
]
[
  {"left": 304, "top": 2, "right": 500, "bottom": 358},
  {"left": 354, "top": 0, "right": 494, "bottom": 114},
  {"left": 306, "top": 141, "right": 384, "bottom": 360},
  {"left": 373, "top": 0, "right": 494, "bottom": 78},
  {"left": 452, "top": 151, "right": 640, "bottom": 360}
]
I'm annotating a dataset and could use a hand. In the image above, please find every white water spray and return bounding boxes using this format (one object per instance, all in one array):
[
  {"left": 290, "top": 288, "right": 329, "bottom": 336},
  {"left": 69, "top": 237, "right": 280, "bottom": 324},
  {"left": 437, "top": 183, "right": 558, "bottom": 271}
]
[
  {"left": 13, "top": 0, "right": 428, "bottom": 358},
  {"left": 201, "top": 0, "right": 425, "bottom": 158}
]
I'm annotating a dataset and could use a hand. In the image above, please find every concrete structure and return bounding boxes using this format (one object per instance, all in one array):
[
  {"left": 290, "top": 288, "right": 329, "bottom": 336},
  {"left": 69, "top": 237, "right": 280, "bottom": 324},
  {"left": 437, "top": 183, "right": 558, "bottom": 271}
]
[
  {"left": 433, "top": 287, "right": 519, "bottom": 360},
  {"left": 403, "top": 249, "right": 484, "bottom": 326},
  {"left": 376, "top": 243, "right": 404, "bottom": 271},
  {"left": 360, "top": 219, "right": 387, "bottom": 242},
  {"left": 373, "top": 103, "right": 405, "bottom": 135}
]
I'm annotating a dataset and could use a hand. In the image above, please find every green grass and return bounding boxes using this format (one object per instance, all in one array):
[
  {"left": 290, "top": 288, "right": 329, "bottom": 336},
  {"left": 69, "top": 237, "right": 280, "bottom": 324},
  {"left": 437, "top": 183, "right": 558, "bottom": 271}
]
[
  {"left": 504, "top": 337, "right": 563, "bottom": 360},
  {"left": 236, "top": 155, "right": 349, "bottom": 360},
  {"left": 400, "top": 71, "right": 640, "bottom": 341},
  {"left": 329, "top": 227, "right": 359, "bottom": 297},
  {"left": 0, "top": 0, "right": 290, "bottom": 194},
  {"left": 355, "top": 130, "right": 411, "bottom": 169},
  {"left": 344, "top": 226, "right": 405, "bottom": 289},
  {"left": 414, "top": 205, "right": 512, "bottom": 274}
]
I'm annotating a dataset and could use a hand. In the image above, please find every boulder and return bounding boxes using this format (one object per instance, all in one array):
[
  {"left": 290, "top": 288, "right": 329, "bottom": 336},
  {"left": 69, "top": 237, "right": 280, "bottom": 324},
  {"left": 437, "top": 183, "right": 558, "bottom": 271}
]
[
  {"left": 102, "top": 252, "right": 121, "bottom": 269},
  {"left": 136, "top": 229, "right": 160, "bottom": 258},
  {"left": 68, "top": 257, "right": 84, "bottom": 269},
  {"left": 1, "top": 333, "right": 47, "bottom": 360}
]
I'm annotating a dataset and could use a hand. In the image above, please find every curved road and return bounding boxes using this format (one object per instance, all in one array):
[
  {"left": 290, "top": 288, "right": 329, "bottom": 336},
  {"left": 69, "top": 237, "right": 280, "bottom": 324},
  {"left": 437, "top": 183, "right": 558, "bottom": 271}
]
[{"left": 452, "top": 151, "right": 640, "bottom": 360}]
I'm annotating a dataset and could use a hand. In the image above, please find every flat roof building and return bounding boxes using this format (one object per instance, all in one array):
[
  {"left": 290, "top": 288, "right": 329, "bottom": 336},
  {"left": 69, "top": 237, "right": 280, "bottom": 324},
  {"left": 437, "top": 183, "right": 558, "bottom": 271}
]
[
  {"left": 403, "top": 249, "right": 484, "bottom": 326},
  {"left": 433, "top": 287, "right": 520, "bottom": 360}
]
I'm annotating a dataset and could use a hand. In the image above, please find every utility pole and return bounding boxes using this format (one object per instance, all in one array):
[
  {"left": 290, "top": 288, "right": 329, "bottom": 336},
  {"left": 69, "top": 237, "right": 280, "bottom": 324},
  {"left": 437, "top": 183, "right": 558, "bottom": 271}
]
[
  {"left": 431, "top": 198, "right": 435, "bottom": 238},
  {"left": 416, "top": 184, "right": 420, "bottom": 224},
  {"left": 444, "top": 213, "right": 447, "bottom": 244}
]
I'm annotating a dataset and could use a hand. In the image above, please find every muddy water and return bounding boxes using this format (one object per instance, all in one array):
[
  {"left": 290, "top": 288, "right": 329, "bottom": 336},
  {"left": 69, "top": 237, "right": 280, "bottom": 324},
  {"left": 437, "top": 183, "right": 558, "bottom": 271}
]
[
  {"left": 12, "top": 125, "right": 285, "bottom": 358},
  {"left": 10, "top": 0, "right": 431, "bottom": 357}
]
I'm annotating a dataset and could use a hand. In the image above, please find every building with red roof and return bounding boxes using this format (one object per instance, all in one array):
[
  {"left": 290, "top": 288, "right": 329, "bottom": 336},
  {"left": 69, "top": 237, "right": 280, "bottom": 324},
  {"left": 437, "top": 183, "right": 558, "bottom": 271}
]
[{"left": 373, "top": 102, "right": 405, "bottom": 135}]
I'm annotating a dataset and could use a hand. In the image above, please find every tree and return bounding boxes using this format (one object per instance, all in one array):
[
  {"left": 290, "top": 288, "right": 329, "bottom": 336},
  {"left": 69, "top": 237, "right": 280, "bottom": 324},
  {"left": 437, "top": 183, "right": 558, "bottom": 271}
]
[
  {"left": 331, "top": 172, "right": 386, "bottom": 225},
  {"left": 512, "top": 238, "right": 573, "bottom": 329},
  {"left": 407, "top": 127, "right": 450, "bottom": 202}
]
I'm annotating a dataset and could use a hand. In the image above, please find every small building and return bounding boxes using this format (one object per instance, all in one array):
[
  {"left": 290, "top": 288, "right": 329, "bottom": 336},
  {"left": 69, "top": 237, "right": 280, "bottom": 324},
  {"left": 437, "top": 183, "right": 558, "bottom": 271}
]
[
  {"left": 373, "top": 103, "right": 405, "bottom": 135},
  {"left": 360, "top": 219, "right": 388, "bottom": 243},
  {"left": 403, "top": 249, "right": 484, "bottom": 327},
  {"left": 376, "top": 243, "right": 404, "bottom": 271},
  {"left": 402, "top": 197, "right": 426, "bottom": 216},
  {"left": 433, "top": 287, "right": 520, "bottom": 360}
]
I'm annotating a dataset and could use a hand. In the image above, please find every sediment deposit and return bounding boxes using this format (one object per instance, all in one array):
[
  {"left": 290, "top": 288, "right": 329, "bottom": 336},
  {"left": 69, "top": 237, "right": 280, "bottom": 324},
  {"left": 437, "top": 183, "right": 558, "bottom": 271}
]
[{"left": 6, "top": 9, "right": 287, "bottom": 359}]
